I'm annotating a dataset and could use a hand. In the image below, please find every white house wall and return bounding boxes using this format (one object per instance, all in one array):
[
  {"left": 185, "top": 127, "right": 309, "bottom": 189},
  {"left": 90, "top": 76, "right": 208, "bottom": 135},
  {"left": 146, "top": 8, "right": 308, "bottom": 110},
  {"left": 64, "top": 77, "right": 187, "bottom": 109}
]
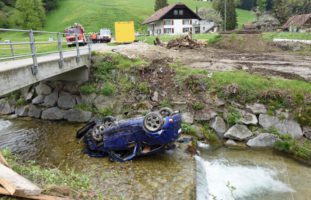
[
  {"left": 148, "top": 19, "right": 199, "bottom": 36},
  {"left": 147, "top": 19, "right": 216, "bottom": 35}
]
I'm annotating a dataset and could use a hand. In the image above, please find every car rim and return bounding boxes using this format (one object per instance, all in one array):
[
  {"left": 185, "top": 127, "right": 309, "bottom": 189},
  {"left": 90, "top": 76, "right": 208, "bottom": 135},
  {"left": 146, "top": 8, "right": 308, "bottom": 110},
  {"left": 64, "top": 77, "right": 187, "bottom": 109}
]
[
  {"left": 159, "top": 107, "right": 173, "bottom": 117},
  {"left": 145, "top": 114, "right": 162, "bottom": 132}
]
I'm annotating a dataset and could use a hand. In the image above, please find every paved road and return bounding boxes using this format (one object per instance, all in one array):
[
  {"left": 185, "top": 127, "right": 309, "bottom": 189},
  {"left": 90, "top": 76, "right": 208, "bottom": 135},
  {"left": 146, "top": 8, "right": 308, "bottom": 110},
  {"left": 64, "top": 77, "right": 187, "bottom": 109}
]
[{"left": 0, "top": 45, "right": 98, "bottom": 72}]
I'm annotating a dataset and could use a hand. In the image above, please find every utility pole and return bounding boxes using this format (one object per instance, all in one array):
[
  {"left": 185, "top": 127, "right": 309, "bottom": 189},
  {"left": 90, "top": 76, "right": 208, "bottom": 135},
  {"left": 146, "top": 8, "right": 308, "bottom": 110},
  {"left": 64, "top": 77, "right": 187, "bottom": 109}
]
[{"left": 224, "top": 0, "right": 227, "bottom": 32}]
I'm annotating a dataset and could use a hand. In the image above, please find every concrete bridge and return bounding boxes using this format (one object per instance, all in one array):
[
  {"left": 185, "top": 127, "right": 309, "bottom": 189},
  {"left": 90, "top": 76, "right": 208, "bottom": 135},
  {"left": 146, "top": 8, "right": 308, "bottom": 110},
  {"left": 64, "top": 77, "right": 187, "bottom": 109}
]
[{"left": 0, "top": 28, "right": 93, "bottom": 96}]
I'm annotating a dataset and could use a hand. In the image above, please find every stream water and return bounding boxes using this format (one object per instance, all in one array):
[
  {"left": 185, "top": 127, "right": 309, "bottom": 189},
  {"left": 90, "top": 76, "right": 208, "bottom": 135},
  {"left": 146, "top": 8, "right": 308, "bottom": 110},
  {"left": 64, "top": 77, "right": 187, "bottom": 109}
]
[{"left": 0, "top": 118, "right": 311, "bottom": 200}]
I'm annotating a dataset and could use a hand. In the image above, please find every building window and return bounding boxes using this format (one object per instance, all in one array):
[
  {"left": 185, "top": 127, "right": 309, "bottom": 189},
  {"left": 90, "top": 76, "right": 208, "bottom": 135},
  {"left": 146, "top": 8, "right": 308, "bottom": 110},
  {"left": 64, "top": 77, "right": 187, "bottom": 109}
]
[
  {"left": 164, "top": 28, "right": 174, "bottom": 34},
  {"left": 179, "top": 10, "right": 184, "bottom": 15},
  {"left": 164, "top": 19, "right": 173, "bottom": 25},
  {"left": 183, "top": 27, "right": 192, "bottom": 33},
  {"left": 182, "top": 19, "right": 192, "bottom": 25},
  {"left": 174, "top": 10, "right": 178, "bottom": 15}
]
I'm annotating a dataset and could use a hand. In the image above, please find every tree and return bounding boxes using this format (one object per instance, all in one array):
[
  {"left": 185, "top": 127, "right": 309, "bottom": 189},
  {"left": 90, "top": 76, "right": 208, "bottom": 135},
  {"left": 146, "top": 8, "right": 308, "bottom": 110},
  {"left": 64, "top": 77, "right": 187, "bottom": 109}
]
[
  {"left": 154, "top": 0, "right": 168, "bottom": 11},
  {"left": 15, "top": 0, "right": 45, "bottom": 29},
  {"left": 213, "top": 0, "right": 237, "bottom": 30},
  {"left": 236, "top": 0, "right": 256, "bottom": 10},
  {"left": 258, "top": 0, "right": 267, "bottom": 12},
  {"left": 43, "top": 0, "right": 58, "bottom": 12},
  {"left": 198, "top": 7, "right": 223, "bottom": 26},
  {"left": 272, "top": 0, "right": 311, "bottom": 24}
]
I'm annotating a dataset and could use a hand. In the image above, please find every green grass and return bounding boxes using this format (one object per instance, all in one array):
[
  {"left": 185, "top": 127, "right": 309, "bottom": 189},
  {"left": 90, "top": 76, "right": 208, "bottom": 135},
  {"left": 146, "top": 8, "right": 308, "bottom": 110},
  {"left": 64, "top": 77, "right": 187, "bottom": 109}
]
[
  {"left": 1, "top": 149, "right": 95, "bottom": 199},
  {"left": 263, "top": 32, "right": 311, "bottom": 41},
  {"left": 43, "top": 0, "right": 255, "bottom": 33}
]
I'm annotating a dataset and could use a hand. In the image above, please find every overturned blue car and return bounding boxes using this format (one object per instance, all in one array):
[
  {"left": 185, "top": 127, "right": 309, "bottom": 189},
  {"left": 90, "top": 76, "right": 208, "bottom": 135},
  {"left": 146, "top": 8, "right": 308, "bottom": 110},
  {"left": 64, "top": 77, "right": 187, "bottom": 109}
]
[{"left": 76, "top": 108, "right": 182, "bottom": 162}]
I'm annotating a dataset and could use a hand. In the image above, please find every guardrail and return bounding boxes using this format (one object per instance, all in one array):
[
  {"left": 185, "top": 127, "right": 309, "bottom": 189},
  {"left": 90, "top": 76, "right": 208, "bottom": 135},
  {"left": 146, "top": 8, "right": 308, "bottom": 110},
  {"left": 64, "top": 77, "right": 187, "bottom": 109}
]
[{"left": 0, "top": 28, "right": 92, "bottom": 75}]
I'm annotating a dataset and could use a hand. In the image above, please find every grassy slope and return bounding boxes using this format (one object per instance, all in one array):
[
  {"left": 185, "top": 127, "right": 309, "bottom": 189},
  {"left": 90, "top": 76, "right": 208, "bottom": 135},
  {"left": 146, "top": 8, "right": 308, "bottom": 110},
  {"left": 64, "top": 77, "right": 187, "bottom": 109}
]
[
  {"left": 44, "top": 0, "right": 256, "bottom": 33},
  {"left": 263, "top": 32, "right": 311, "bottom": 41}
]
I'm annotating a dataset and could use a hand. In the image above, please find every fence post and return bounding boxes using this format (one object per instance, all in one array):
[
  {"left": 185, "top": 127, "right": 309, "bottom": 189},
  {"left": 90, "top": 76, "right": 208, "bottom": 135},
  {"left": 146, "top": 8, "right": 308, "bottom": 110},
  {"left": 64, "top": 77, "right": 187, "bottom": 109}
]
[
  {"left": 57, "top": 32, "right": 64, "bottom": 68},
  {"left": 29, "top": 30, "right": 38, "bottom": 75},
  {"left": 87, "top": 37, "right": 91, "bottom": 60},
  {"left": 9, "top": 40, "right": 15, "bottom": 60},
  {"left": 75, "top": 34, "right": 80, "bottom": 63}
]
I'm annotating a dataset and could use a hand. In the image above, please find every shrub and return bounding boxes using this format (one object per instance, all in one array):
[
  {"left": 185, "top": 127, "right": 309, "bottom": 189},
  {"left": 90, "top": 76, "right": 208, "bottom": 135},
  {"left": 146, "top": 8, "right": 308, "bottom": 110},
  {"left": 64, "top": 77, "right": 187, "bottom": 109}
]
[
  {"left": 160, "top": 98, "right": 172, "bottom": 108},
  {"left": 226, "top": 107, "right": 241, "bottom": 126},
  {"left": 101, "top": 82, "right": 115, "bottom": 96},
  {"left": 80, "top": 84, "right": 97, "bottom": 95},
  {"left": 294, "top": 106, "right": 311, "bottom": 127},
  {"left": 181, "top": 123, "right": 196, "bottom": 136},
  {"left": 137, "top": 82, "right": 150, "bottom": 94},
  {"left": 192, "top": 102, "right": 205, "bottom": 111},
  {"left": 98, "top": 107, "right": 113, "bottom": 117}
]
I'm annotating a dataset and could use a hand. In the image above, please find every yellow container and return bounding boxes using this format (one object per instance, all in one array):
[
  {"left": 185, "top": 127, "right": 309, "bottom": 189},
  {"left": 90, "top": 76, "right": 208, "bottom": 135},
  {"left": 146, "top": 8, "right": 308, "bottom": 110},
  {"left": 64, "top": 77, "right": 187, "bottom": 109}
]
[{"left": 115, "top": 21, "right": 135, "bottom": 43}]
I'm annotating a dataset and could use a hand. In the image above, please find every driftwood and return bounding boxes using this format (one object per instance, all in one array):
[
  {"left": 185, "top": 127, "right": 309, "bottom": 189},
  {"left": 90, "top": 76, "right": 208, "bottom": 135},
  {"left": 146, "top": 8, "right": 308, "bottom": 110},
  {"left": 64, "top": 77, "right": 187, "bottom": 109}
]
[
  {"left": 0, "top": 152, "right": 9, "bottom": 167},
  {"left": 154, "top": 33, "right": 206, "bottom": 49},
  {"left": 0, "top": 186, "right": 72, "bottom": 200},
  {"left": 0, "top": 163, "right": 42, "bottom": 196}
]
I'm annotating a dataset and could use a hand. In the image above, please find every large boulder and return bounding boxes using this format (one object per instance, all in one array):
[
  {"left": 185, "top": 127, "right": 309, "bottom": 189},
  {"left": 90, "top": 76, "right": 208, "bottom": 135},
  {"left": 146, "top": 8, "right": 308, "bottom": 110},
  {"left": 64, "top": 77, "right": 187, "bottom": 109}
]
[
  {"left": 32, "top": 95, "right": 45, "bottom": 105},
  {"left": 247, "top": 133, "right": 279, "bottom": 148},
  {"left": 42, "top": 91, "right": 58, "bottom": 107},
  {"left": 303, "top": 126, "right": 311, "bottom": 140},
  {"left": 41, "top": 107, "right": 64, "bottom": 120},
  {"left": 259, "top": 114, "right": 303, "bottom": 139},
  {"left": 246, "top": 103, "right": 267, "bottom": 114},
  {"left": 93, "top": 95, "right": 114, "bottom": 110},
  {"left": 63, "top": 82, "right": 80, "bottom": 95},
  {"left": 81, "top": 93, "right": 97, "bottom": 104},
  {"left": 194, "top": 109, "right": 217, "bottom": 122},
  {"left": 210, "top": 116, "right": 227, "bottom": 138},
  {"left": 57, "top": 92, "right": 76, "bottom": 109},
  {"left": 28, "top": 105, "right": 42, "bottom": 118},
  {"left": 0, "top": 99, "right": 15, "bottom": 115},
  {"left": 35, "top": 82, "right": 52, "bottom": 95},
  {"left": 182, "top": 112, "right": 194, "bottom": 124},
  {"left": 238, "top": 110, "right": 258, "bottom": 125},
  {"left": 15, "top": 105, "right": 29, "bottom": 117},
  {"left": 190, "top": 125, "right": 204, "bottom": 139},
  {"left": 64, "top": 109, "right": 92, "bottom": 122},
  {"left": 224, "top": 124, "right": 254, "bottom": 141}
]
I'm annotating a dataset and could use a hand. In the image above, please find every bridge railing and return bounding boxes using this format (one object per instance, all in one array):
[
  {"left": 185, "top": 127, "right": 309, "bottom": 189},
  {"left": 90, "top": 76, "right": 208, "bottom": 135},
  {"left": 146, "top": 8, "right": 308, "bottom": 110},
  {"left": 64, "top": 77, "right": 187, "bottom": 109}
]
[{"left": 0, "top": 28, "right": 92, "bottom": 75}]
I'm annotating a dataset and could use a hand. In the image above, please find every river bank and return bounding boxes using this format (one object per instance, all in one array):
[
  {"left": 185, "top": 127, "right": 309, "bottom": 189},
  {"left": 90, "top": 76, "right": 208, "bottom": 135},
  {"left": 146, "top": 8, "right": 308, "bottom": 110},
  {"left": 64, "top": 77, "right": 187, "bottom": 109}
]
[{"left": 0, "top": 118, "right": 195, "bottom": 199}]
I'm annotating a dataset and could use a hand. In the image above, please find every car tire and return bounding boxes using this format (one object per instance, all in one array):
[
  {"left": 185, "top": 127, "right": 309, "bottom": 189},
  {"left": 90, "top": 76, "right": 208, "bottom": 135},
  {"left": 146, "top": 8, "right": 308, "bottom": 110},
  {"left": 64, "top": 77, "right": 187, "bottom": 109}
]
[
  {"left": 91, "top": 116, "right": 115, "bottom": 142},
  {"left": 159, "top": 107, "right": 173, "bottom": 117},
  {"left": 76, "top": 120, "right": 96, "bottom": 139},
  {"left": 143, "top": 112, "right": 164, "bottom": 132}
]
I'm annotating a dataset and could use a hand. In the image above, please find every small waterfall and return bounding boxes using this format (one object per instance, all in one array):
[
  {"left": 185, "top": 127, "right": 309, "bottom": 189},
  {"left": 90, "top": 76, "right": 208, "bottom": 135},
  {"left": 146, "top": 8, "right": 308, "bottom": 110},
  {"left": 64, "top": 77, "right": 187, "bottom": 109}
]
[
  {"left": 0, "top": 119, "right": 12, "bottom": 131},
  {"left": 196, "top": 156, "right": 295, "bottom": 200}
]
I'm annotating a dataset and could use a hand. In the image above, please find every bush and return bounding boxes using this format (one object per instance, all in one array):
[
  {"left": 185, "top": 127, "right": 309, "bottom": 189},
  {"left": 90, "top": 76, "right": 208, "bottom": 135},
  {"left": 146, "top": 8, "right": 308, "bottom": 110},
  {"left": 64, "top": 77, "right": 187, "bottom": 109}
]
[
  {"left": 137, "top": 82, "right": 150, "bottom": 94},
  {"left": 226, "top": 107, "right": 241, "bottom": 126},
  {"left": 98, "top": 107, "right": 113, "bottom": 117},
  {"left": 101, "top": 82, "right": 115, "bottom": 96},
  {"left": 181, "top": 123, "right": 196, "bottom": 136},
  {"left": 192, "top": 102, "right": 205, "bottom": 111},
  {"left": 295, "top": 106, "right": 311, "bottom": 127},
  {"left": 80, "top": 84, "right": 97, "bottom": 95}
]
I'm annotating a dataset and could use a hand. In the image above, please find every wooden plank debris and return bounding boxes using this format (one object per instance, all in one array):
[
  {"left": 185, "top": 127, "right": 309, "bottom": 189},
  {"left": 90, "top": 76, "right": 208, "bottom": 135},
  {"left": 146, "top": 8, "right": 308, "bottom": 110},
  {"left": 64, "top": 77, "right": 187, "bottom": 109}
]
[
  {"left": 0, "top": 152, "right": 9, "bottom": 167},
  {"left": 0, "top": 186, "right": 72, "bottom": 200},
  {"left": 0, "top": 163, "right": 42, "bottom": 196}
]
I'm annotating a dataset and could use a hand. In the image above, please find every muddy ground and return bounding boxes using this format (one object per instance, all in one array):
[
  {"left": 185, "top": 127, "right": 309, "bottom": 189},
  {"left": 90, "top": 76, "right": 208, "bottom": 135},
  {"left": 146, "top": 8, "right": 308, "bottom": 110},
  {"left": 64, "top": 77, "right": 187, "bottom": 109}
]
[{"left": 94, "top": 35, "right": 311, "bottom": 82}]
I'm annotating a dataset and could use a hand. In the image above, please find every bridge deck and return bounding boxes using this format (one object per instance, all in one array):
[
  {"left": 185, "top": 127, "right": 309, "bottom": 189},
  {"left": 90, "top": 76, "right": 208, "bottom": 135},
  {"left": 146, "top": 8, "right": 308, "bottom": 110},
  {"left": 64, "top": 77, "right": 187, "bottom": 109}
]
[{"left": 0, "top": 48, "right": 90, "bottom": 72}]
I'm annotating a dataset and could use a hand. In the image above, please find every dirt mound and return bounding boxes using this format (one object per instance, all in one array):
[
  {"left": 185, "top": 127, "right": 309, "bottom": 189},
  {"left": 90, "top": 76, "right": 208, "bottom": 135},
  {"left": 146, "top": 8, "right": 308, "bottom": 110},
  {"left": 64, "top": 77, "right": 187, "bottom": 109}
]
[{"left": 214, "top": 34, "right": 277, "bottom": 53}]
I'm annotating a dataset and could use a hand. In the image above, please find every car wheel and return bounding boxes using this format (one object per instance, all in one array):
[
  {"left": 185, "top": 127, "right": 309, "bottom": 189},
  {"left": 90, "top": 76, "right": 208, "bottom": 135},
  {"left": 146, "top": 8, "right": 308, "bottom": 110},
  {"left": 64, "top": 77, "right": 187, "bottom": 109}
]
[
  {"left": 91, "top": 117, "right": 115, "bottom": 142},
  {"left": 159, "top": 107, "right": 173, "bottom": 117},
  {"left": 76, "top": 120, "right": 96, "bottom": 139},
  {"left": 143, "top": 112, "right": 164, "bottom": 132}
]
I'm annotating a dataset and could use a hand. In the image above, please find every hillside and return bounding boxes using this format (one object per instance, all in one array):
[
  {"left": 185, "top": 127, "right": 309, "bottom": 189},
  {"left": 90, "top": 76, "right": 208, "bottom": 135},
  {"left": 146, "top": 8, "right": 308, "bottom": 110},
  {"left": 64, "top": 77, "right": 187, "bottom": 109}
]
[{"left": 44, "top": 0, "right": 256, "bottom": 32}]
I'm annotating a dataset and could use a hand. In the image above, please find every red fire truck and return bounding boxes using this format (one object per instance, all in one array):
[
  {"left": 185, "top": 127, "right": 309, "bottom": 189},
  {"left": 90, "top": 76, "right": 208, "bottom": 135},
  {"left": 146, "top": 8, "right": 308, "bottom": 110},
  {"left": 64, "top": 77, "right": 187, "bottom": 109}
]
[{"left": 64, "top": 23, "right": 87, "bottom": 47}]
